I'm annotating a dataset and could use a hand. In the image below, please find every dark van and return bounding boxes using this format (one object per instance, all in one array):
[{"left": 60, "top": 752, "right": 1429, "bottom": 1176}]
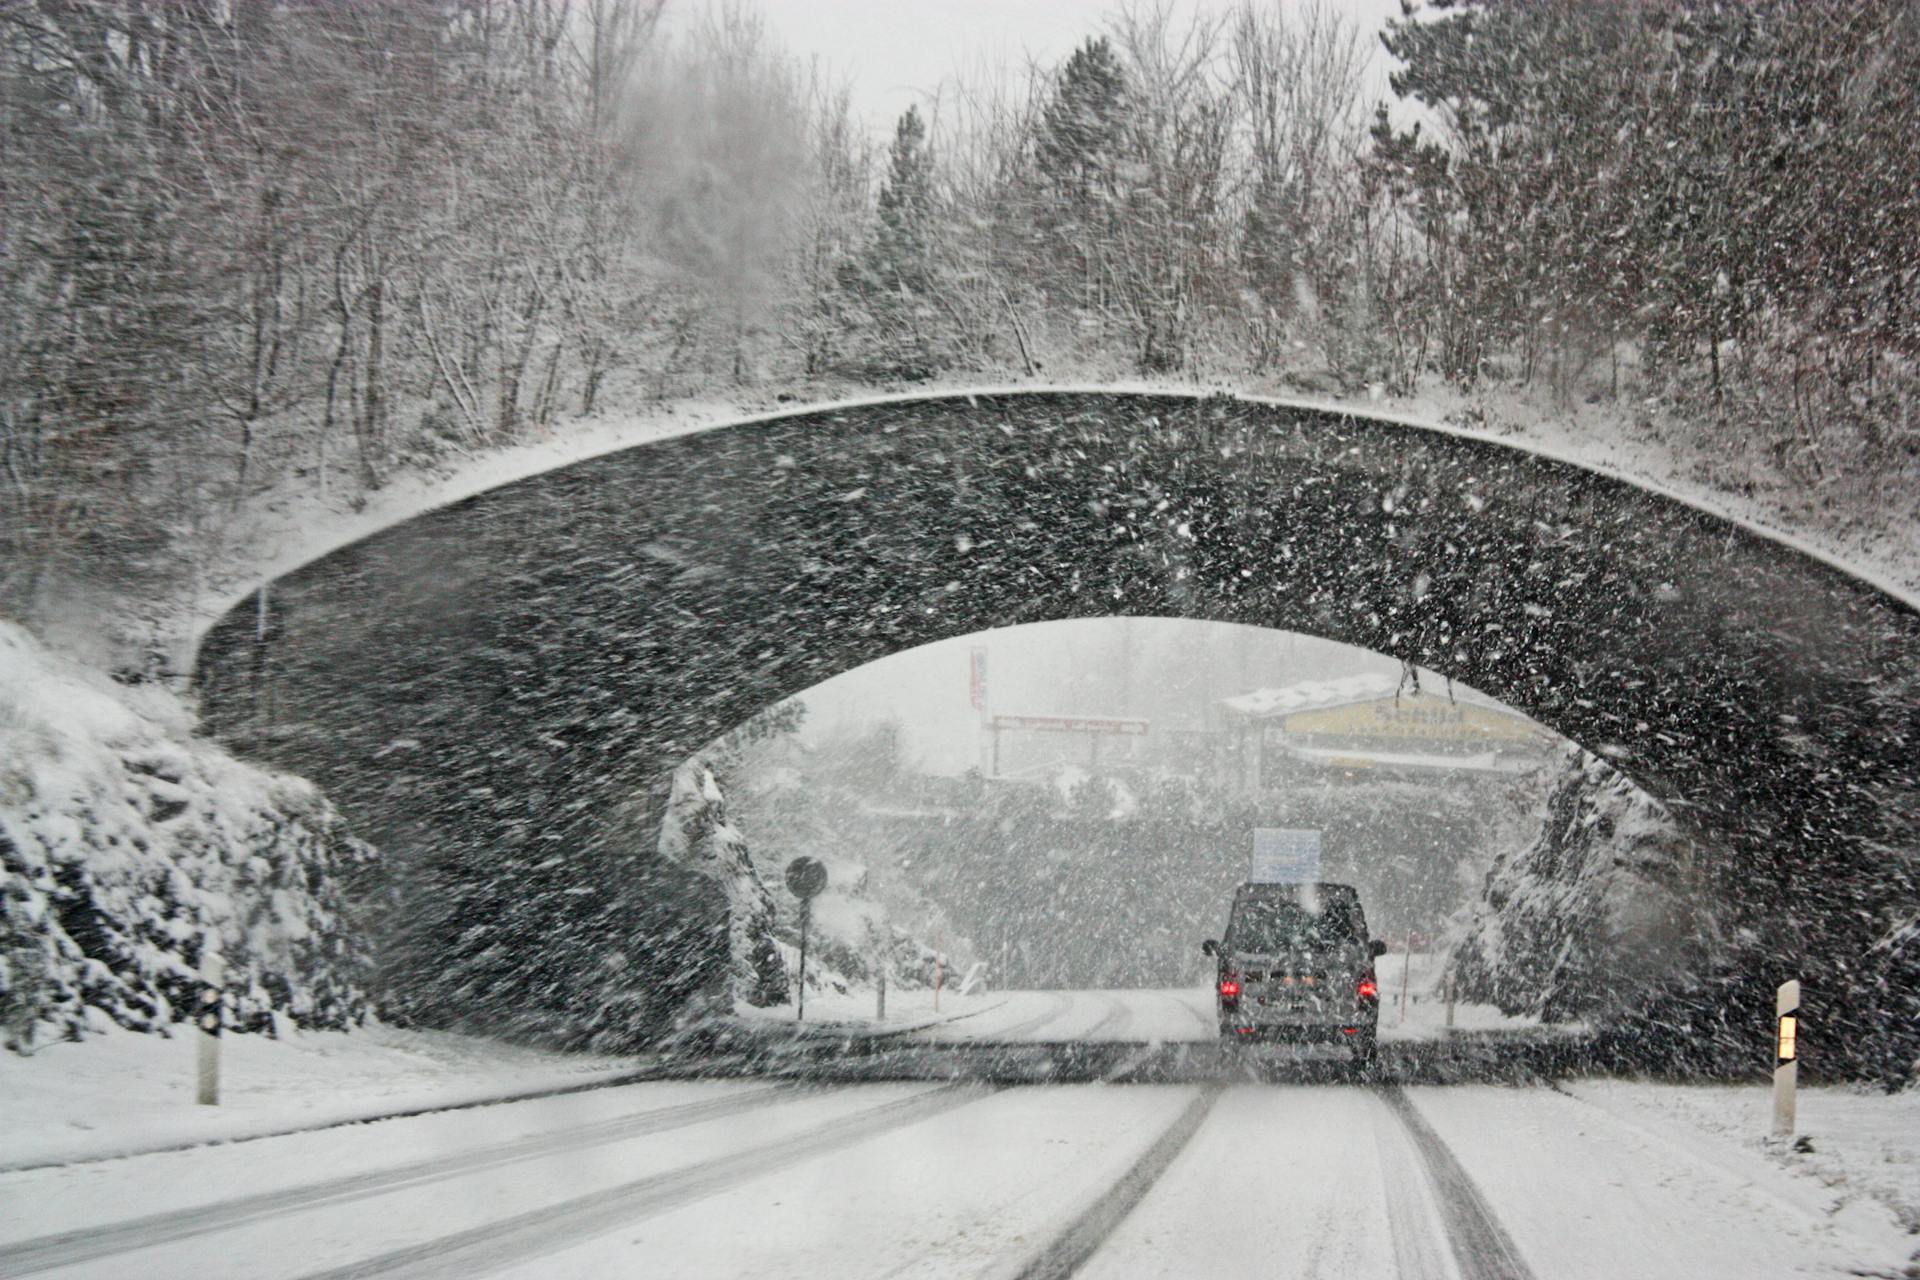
[{"left": 1202, "top": 881, "right": 1387, "bottom": 1067}]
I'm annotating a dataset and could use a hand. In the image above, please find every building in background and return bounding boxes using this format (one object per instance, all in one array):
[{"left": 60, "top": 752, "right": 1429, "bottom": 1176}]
[{"left": 1212, "top": 673, "right": 1556, "bottom": 795}]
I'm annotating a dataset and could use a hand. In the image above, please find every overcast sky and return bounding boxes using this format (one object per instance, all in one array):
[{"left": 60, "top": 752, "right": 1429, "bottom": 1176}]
[{"left": 733, "top": 0, "right": 1410, "bottom": 139}]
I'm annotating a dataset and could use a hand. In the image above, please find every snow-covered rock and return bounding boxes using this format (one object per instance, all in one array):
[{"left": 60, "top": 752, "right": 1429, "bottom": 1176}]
[
  {"left": 1447, "top": 746, "right": 1715, "bottom": 1023},
  {"left": 0, "top": 623, "right": 371, "bottom": 1051}
]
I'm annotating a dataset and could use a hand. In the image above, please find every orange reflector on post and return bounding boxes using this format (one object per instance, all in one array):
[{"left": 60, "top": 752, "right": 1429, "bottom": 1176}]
[{"left": 1777, "top": 1014, "right": 1797, "bottom": 1062}]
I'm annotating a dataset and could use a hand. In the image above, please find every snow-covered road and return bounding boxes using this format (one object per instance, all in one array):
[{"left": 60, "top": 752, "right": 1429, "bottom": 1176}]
[
  {"left": 3, "top": 993, "right": 1911, "bottom": 1279},
  {"left": 777, "top": 975, "right": 1541, "bottom": 1049},
  {"left": 906, "top": 987, "right": 1215, "bottom": 1044}
]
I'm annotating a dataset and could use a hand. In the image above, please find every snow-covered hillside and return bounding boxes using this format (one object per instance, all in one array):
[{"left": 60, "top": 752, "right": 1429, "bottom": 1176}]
[{"left": 0, "top": 623, "right": 371, "bottom": 1052}]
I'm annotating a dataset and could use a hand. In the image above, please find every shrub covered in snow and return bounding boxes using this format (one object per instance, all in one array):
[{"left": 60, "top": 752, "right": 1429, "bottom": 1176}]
[{"left": 0, "top": 623, "right": 372, "bottom": 1051}]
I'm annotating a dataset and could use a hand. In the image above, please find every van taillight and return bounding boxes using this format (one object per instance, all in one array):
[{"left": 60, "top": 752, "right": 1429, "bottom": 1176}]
[
  {"left": 1357, "top": 978, "right": 1378, "bottom": 1000},
  {"left": 1219, "top": 977, "right": 1241, "bottom": 999}
]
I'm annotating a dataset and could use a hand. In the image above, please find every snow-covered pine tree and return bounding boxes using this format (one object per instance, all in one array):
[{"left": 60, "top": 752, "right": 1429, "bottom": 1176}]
[{"left": 656, "top": 760, "right": 789, "bottom": 1010}]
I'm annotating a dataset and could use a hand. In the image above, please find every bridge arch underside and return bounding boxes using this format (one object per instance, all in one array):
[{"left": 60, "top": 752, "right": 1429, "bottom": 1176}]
[{"left": 196, "top": 392, "right": 1919, "bottom": 1068}]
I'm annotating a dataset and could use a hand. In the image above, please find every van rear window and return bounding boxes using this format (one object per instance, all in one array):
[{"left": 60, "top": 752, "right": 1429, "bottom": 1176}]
[{"left": 1228, "top": 899, "right": 1359, "bottom": 952}]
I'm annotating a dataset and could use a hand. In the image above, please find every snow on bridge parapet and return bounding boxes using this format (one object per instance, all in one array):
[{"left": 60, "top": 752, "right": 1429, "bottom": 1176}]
[{"left": 175, "top": 383, "right": 1920, "bottom": 680}]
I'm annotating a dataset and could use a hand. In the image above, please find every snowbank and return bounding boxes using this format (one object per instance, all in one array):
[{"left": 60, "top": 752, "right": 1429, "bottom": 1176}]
[
  {"left": 0, "top": 622, "right": 371, "bottom": 1050},
  {"left": 0, "top": 1020, "right": 640, "bottom": 1169},
  {"left": 1372, "top": 949, "right": 1550, "bottom": 1042},
  {"left": 1561, "top": 1079, "right": 1920, "bottom": 1245}
]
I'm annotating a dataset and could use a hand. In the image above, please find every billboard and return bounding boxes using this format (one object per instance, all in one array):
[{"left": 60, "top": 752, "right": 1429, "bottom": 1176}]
[{"left": 1250, "top": 828, "right": 1322, "bottom": 883}]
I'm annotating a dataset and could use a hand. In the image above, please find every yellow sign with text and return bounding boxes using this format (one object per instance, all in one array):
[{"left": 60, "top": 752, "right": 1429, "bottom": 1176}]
[{"left": 1281, "top": 697, "right": 1545, "bottom": 745}]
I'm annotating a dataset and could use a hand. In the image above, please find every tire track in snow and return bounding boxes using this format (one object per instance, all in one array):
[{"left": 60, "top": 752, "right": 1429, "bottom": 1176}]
[
  {"left": 926, "top": 991, "right": 1074, "bottom": 1043},
  {"left": 1378, "top": 1086, "right": 1536, "bottom": 1280},
  {"left": 0, "top": 1084, "right": 807, "bottom": 1276},
  {"left": 1168, "top": 988, "right": 1216, "bottom": 1035},
  {"left": 290, "top": 1082, "right": 995, "bottom": 1280},
  {"left": 1372, "top": 1090, "right": 1464, "bottom": 1280},
  {"left": 1080, "top": 994, "right": 1133, "bottom": 1042},
  {"left": 1007, "top": 1086, "right": 1221, "bottom": 1280}
]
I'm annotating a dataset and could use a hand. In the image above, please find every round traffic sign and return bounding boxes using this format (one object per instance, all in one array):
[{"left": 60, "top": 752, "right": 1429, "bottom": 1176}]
[{"left": 785, "top": 856, "right": 828, "bottom": 900}]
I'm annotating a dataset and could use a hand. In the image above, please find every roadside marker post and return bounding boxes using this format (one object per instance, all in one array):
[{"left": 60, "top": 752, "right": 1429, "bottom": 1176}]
[
  {"left": 196, "top": 947, "right": 225, "bottom": 1107},
  {"left": 784, "top": 858, "right": 828, "bottom": 1023},
  {"left": 1773, "top": 979, "right": 1799, "bottom": 1139}
]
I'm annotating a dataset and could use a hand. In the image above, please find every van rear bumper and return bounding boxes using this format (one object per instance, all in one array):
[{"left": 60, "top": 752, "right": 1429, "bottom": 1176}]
[{"left": 1219, "top": 1021, "right": 1371, "bottom": 1043}]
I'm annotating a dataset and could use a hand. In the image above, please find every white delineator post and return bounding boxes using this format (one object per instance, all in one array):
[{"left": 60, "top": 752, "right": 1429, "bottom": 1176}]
[
  {"left": 1773, "top": 979, "right": 1799, "bottom": 1139},
  {"left": 196, "top": 949, "right": 225, "bottom": 1107}
]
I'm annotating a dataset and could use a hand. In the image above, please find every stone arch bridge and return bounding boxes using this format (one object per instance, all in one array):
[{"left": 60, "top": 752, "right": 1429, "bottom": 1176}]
[{"left": 194, "top": 391, "right": 1919, "bottom": 1064}]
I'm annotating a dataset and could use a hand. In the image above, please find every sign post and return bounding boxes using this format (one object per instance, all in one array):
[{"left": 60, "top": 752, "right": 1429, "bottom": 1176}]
[
  {"left": 1399, "top": 931, "right": 1414, "bottom": 1025},
  {"left": 785, "top": 858, "right": 828, "bottom": 1022},
  {"left": 1773, "top": 979, "right": 1799, "bottom": 1139},
  {"left": 196, "top": 945, "right": 225, "bottom": 1107}
]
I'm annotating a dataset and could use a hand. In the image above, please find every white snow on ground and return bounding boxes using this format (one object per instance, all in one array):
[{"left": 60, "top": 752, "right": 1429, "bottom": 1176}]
[
  {"left": 0, "top": 1021, "right": 641, "bottom": 1170},
  {"left": 165, "top": 378, "right": 1920, "bottom": 676},
  {"left": 1077, "top": 1087, "right": 1455, "bottom": 1280},
  {"left": 1406, "top": 1082, "right": 1919, "bottom": 1279},
  {"left": 2, "top": 1031, "right": 1914, "bottom": 1278},
  {"left": 1, "top": 1082, "right": 941, "bottom": 1280},
  {"left": 1374, "top": 950, "right": 1554, "bottom": 1042},
  {"left": 751, "top": 987, "right": 1212, "bottom": 1045},
  {"left": 735, "top": 982, "right": 1005, "bottom": 1036},
  {"left": 750, "top": 982, "right": 1543, "bottom": 1048},
  {"left": 489, "top": 1085, "right": 1202, "bottom": 1280},
  {"left": 0, "top": 1076, "right": 768, "bottom": 1247},
  {"left": 1562, "top": 1078, "right": 1920, "bottom": 1240}
]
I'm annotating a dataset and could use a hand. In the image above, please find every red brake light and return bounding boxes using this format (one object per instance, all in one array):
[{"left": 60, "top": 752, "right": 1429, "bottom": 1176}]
[
  {"left": 1357, "top": 979, "right": 1378, "bottom": 1000},
  {"left": 1219, "top": 978, "right": 1241, "bottom": 998}
]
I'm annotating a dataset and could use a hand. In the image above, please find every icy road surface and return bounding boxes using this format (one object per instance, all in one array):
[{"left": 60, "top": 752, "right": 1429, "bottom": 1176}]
[{"left": 1, "top": 992, "right": 1909, "bottom": 1280}]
